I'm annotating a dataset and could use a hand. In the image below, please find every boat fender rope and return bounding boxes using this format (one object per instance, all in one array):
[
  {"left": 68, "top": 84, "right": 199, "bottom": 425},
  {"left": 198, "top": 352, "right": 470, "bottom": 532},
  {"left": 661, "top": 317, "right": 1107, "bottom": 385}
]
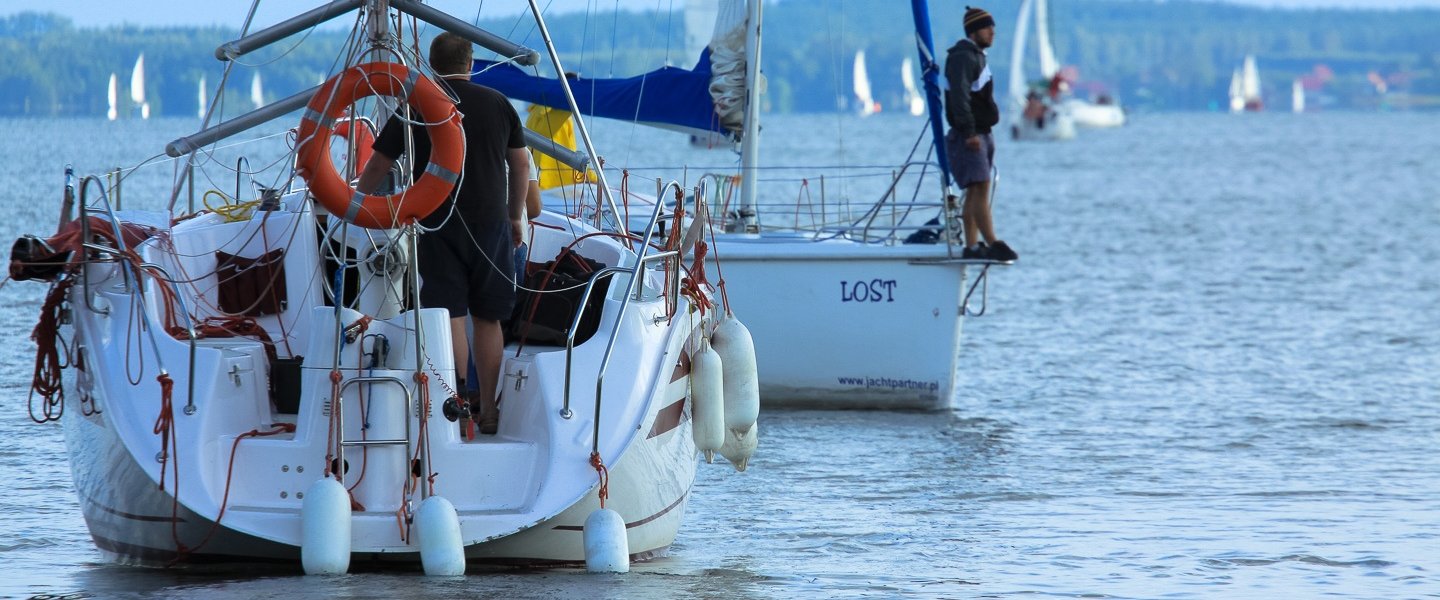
[
  {"left": 324, "top": 369, "right": 342, "bottom": 478},
  {"left": 153, "top": 373, "right": 176, "bottom": 491},
  {"left": 589, "top": 451, "right": 610, "bottom": 509}
]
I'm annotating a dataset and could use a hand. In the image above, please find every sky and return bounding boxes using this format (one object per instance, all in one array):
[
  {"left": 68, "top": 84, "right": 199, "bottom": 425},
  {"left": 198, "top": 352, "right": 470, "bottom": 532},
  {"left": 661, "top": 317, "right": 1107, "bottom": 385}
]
[{"left": 3, "top": 0, "right": 1440, "bottom": 29}]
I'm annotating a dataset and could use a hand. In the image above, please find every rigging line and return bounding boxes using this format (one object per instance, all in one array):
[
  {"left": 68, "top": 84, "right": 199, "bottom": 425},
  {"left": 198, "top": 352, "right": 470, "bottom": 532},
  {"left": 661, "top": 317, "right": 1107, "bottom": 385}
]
[{"left": 167, "top": 0, "right": 267, "bottom": 212}]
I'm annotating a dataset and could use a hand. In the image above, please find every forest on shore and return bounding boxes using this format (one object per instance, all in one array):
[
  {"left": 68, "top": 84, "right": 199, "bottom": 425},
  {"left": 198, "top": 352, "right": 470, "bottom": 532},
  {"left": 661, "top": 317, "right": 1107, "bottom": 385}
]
[{"left": 2, "top": 0, "right": 1437, "bottom": 117}]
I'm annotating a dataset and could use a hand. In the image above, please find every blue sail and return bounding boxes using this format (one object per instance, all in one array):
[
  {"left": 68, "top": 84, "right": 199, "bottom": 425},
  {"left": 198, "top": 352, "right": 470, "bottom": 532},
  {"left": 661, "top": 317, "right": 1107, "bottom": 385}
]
[
  {"left": 471, "top": 51, "right": 727, "bottom": 139},
  {"left": 910, "top": 0, "right": 953, "bottom": 188}
]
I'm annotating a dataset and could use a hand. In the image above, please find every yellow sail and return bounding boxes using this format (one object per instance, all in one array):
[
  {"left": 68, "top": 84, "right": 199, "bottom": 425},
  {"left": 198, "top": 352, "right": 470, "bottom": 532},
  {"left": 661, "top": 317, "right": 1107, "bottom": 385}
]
[{"left": 525, "top": 105, "right": 595, "bottom": 190}]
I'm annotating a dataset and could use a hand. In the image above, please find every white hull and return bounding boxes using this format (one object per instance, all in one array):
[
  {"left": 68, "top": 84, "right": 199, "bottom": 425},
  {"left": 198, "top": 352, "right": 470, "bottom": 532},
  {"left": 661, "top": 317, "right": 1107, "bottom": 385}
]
[
  {"left": 711, "top": 236, "right": 973, "bottom": 410},
  {"left": 1011, "top": 108, "right": 1076, "bottom": 141},
  {"left": 1064, "top": 99, "right": 1125, "bottom": 128},
  {"left": 51, "top": 199, "right": 708, "bottom": 567}
]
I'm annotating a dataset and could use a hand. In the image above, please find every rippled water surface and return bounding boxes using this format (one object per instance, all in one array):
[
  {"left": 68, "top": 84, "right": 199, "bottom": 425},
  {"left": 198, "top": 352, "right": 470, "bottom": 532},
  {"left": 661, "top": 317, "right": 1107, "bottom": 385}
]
[{"left": 1, "top": 111, "right": 1437, "bottom": 598}]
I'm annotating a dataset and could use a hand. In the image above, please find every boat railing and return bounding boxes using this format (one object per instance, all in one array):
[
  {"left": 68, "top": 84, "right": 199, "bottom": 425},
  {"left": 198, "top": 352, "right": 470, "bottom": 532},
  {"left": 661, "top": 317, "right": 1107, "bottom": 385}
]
[
  {"left": 560, "top": 183, "right": 681, "bottom": 422},
  {"left": 695, "top": 158, "right": 958, "bottom": 249}
]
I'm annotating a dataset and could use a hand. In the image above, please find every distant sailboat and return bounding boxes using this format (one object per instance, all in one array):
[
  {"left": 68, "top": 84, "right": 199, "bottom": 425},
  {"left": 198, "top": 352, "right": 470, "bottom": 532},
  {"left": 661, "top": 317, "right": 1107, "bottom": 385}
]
[
  {"left": 106, "top": 73, "right": 118, "bottom": 121},
  {"left": 130, "top": 54, "right": 150, "bottom": 119},
  {"left": 1228, "top": 68, "right": 1245, "bottom": 113},
  {"left": 852, "top": 50, "right": 881, "bottom": 116},
  {"left": 198, "top": 76, "right": 208, "bottom": 119},
  {"left": 250, "top": 72, "right": 265, "bottom": 109},
  {"left": 1230, "top": 55, "right": 1263, "bottom": 113},
  {"left": 901, "top": 57, "right": 925, "bottom": 116},
  {"left": 1291, "top": 78, "right": 1305, "bottom": 113}
]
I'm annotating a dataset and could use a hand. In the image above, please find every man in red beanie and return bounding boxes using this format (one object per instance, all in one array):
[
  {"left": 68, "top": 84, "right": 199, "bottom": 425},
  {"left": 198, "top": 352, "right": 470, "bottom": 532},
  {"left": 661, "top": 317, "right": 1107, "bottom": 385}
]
[{"left": 945, "top": 6, "right": 1017, "bottom": 262}]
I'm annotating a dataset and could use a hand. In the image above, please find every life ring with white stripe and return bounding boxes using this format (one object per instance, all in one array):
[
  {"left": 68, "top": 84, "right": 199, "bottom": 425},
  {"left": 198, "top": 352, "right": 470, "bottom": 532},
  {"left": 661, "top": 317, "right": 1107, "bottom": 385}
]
[{"left": 296, "top": 62, "right": 463, "bottom": 229}]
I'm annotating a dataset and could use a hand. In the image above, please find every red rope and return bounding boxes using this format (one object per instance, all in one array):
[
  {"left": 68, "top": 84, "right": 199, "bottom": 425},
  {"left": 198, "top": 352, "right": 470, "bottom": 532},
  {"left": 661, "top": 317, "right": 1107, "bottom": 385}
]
[
  {"left": 153, "top": 373, "right": 176, "bottom": 491},
  {"left": 28, "top": 278, "right": 74, "bottom": 423},
  {"left": 589, "top": 451, "right": 610, "bottom": 509},
  {"left": 178, "top": 422, "right": 296, "bottom": 561},
  {"left": 324, "top": 369, "right": 342, "bottom": 479}
]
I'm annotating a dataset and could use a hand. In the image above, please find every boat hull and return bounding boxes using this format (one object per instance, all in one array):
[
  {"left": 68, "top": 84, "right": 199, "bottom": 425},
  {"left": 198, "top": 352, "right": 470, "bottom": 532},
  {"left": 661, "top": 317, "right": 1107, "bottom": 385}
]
[
  {"left": 710, "top": 237, "right": 972, "bottom": 410},
  {"left": 61, "top": 364, "right": 698, "bottom": 567}
]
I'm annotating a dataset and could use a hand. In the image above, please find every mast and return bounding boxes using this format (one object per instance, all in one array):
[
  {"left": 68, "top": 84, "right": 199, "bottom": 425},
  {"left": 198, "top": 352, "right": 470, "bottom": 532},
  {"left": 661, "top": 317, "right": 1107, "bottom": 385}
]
[
  {"left": 737, "top": 0, "right": 763, "bottom": 232},
  {"left": 909, "top": 0, "right": 952, "bottom": 196}
]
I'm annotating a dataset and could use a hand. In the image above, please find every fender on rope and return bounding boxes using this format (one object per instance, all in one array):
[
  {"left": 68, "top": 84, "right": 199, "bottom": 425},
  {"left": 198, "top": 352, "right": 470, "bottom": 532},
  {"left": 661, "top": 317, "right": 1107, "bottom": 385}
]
[{"left": 296, "top": 62, "right": 463, "bottom": 229}]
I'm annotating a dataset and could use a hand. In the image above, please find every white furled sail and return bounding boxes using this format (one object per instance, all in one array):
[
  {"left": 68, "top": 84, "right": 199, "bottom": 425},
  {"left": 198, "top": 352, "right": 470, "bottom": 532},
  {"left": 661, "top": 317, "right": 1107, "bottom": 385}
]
[
  {"left": 251, "top": 72, "right": 265, "bottom": 109},
  {"left": 708, "top": 0, "right": 751, "bottom": 133},
  {"left": 130, "top": 54, "right": 149, "bottom": 119},
  {"left": 106, "top": 73, "right": 118, "bottom": 121},
  {"left": 901, "top": 57, "right": 924, "bottom": 116}
]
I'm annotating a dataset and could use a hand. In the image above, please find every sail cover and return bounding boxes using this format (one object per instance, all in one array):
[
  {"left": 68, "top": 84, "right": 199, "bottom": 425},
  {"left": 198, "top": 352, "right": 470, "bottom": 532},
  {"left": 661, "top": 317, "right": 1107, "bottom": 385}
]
[
  {"left": 472, "top": 53, "right": 724, "bottom": 138},
  {"left": 470, "top": 0, "right": 749, "bottom": 139}
]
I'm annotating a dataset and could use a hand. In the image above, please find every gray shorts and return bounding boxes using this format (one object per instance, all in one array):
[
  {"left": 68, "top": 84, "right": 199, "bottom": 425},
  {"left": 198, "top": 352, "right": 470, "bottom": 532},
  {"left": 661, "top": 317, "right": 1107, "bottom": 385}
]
[{"left": 946, "top": 130, "right": 994, "bottom": 189}]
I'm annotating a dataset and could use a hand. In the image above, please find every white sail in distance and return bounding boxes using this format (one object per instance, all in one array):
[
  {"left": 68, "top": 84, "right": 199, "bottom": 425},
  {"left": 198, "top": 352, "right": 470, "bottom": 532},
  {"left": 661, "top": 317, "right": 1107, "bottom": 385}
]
[
  {"left": 853, "top": 50, "right": 879, "bottom": 116},
  {"left": 1035, "top": 0, "right": 1059, "bottom": 79},
  {"left": 198, "top": 76, "right": 207, "bottom": 119},
  {"left": 1292, "top": 78, "right": 1305, "bottom": 113},
  {"left": 1242, "top": 55, "right": 1261, "bottom": 101},
  {"left": 901, "top": 57, "right": 924, "bottom": 116},
  {"left": 250, "top": 72, "right": 265, "bottom": 109},
  {"left": 106, "top": 73, "right": 118, "bottom": 121},
  {"left": 130, "top": 54, "right": 149, "bottom": 119},
  {"left": 1229, "top": 68, "right": 1244, "bottom": 113}
]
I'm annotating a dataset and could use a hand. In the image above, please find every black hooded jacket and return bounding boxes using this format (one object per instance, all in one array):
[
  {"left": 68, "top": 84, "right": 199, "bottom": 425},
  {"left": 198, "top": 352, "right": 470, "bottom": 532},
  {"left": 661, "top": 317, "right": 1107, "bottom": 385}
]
[{"left": 944, "top": 38, "right": 1000, "bottom": 139}]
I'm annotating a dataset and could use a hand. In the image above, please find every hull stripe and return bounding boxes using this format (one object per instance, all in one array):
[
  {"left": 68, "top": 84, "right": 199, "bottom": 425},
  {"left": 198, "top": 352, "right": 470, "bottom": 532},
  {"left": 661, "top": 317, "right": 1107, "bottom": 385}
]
[
  {"left": 551, "top": 490, "right": 688, "bottom": 531},
  {"left": 670, "top": 351, "right": 691, "bottom": 383},
  {"left": 645, "top": 397, "right": 687, "bottom": 439}
]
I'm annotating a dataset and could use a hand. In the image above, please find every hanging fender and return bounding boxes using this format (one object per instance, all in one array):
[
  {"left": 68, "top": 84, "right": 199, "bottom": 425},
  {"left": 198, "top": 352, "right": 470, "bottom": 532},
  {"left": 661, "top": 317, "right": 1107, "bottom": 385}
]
[{"left": 296, "top": 62, "right": 463, "bottom": 229}]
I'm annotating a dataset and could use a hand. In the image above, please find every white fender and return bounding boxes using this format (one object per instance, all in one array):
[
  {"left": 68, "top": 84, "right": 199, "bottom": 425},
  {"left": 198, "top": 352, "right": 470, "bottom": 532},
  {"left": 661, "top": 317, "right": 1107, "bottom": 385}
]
[
  {"left": 691, "top": 343, "right": 725, "bottom": 457},
  {"left": 711, "top": 316, "right": 759, "bottom": 435},
  {"left": 415, "top": 496, "right": 466, "bottom": 576},
  {"left": 718, "top": 423, "right": 759, "bottom": 472},
  {"left": 300, "top": 477, "right": 352, "bottom": 575},
  {"left": 583, "top": 508, "right": 630, "bottom": 573}
]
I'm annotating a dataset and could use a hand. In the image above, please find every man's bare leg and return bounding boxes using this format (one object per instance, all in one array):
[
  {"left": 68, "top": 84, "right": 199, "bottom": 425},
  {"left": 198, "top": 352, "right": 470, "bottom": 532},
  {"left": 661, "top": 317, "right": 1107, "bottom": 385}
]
[
  {"left": 962, "top": 179, "right": 993, "bottom": 246},
  {"left": 471, "top": 316, "right": 504, "bottom": 434}
]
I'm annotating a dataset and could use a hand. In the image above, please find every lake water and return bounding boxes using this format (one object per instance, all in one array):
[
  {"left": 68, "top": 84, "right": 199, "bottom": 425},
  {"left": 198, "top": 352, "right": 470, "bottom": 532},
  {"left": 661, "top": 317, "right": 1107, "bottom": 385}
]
[{"left": 1, "top": 110, "right": 1437, "bottom": 598}]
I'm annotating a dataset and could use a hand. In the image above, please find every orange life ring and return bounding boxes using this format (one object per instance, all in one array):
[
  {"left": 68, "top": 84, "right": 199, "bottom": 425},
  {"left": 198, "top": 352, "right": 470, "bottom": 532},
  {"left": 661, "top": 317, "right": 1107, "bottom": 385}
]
[
  {"left": 334, "top": 116, "right": 375, "bottom": 173},
  {"left": 297, "top": 63, "right": 463, "bottom": 229}
]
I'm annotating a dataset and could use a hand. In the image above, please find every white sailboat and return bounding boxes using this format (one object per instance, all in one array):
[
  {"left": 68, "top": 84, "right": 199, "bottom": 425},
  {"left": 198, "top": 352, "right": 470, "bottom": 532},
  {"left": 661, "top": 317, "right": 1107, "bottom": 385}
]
[
  {"left": 1229, "top": 68, "right": 1245, "bottom": 113},
  {"left": 9, "top": 0, "right": 757, "bottom": 572},
  {"left": 250, "top": 72, "right": 265, "bottom": 109},
  {"left": 1242, "top": 55, "right": 1263, "bottom": 111},
  {"left": 106, "top": 73, "right": 118, "bottom": 121},
  {"left": 1292, "top": 78, "right": 1305, "bottom": 113},
  {"left": 477, "top": 0, "right": 1006, "bottom": 410},
  {"left": 853, "top": 49, "right": 881, "bottom": 116},
  {"left": 1007, "top": 0, "right": 1075, "bottom": 140},
  {"left": 198, "top": 75, "right": 208, "bottom": 119},
  {"left": 130, "top": 54, "right": 150, "bottom": 119},
  {"left": 901, "top": 57, "right": 925, "bottom": 116}
]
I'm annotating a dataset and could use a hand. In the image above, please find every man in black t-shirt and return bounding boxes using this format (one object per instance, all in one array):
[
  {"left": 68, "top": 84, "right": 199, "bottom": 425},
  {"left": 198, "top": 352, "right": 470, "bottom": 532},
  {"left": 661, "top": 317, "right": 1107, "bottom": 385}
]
[{"left": 357, "top": 32, "right": 530, "bottom": 435}]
